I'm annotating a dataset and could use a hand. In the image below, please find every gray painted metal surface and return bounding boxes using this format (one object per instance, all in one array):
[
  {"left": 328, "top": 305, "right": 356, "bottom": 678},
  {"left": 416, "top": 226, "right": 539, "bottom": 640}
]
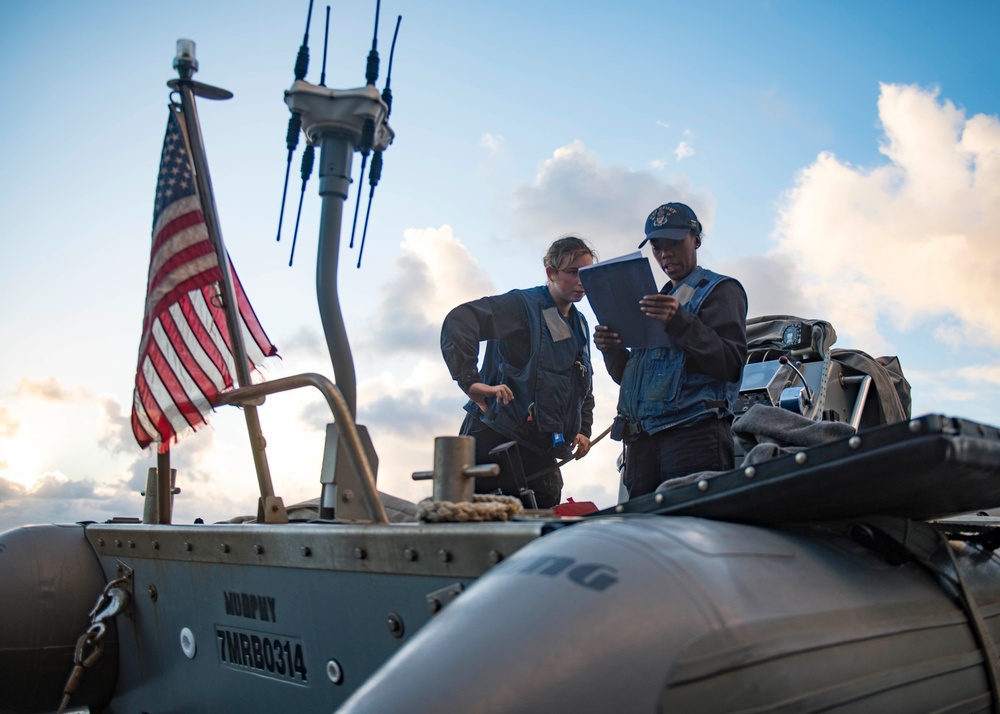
[
  {"left": 339, "top": 515, "right": 1000, "bottom": 713},
  {"left": 82, "top": 521, "right": 546, "bottom": 711}
]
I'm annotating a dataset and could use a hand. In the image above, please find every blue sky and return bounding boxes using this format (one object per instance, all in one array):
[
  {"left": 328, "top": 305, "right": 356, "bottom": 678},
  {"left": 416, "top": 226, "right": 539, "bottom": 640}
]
[{"left": 2, "top": 0, "right": 1000, "bottom": 530}]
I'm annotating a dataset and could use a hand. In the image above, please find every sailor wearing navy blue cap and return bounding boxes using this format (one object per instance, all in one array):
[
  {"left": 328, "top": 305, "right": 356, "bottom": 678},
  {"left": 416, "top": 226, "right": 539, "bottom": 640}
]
[{"left": 594, "top": 202, "right": 748, "bottom": 498}]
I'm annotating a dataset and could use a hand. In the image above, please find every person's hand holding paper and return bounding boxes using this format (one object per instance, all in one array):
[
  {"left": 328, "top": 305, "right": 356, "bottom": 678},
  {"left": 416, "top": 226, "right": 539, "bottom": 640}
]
[
  {"left": 638, "top": 293, "right": 681, "bottom": 324},
  {"left": 578, "top": 252, "right": 670, "bottom": 349}
]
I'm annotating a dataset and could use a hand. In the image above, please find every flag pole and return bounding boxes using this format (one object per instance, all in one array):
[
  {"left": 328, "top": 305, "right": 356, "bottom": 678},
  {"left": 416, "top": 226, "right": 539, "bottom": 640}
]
[
  {"left": 169, "top": 41, "right": 287, "bottom": 523},
  {"left": 156, "top": 448, "right": 172, "bottom": 524}
]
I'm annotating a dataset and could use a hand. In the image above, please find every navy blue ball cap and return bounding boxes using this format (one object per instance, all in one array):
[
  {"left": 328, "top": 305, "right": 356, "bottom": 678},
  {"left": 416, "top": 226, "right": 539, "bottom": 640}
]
[{"left": 638, "top": 202, "right": 702, "bottom": 248}]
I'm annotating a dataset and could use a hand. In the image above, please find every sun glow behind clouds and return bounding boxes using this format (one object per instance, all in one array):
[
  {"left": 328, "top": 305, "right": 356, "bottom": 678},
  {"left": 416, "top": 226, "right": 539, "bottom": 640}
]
[
  {"left": 1, "top": 401, "right": 77, "bottom": 489},
  {"left": 4, "top": 0, "right": 1000, "bottom": 534}
]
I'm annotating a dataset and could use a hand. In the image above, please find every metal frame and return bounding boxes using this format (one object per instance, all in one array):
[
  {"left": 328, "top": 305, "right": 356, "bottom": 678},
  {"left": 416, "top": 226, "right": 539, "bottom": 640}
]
[{"left": 215, "top": 373, "right": 388, "bottom": 524}]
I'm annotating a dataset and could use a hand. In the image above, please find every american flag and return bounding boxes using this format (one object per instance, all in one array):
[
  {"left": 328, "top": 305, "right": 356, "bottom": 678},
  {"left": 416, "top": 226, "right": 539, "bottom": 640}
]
[{"left": 131, "top": 105, "right": 277, "bottom": 451}]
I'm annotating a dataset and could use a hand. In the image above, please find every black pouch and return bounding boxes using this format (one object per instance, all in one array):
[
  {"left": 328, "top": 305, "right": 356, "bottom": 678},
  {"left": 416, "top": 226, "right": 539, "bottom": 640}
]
[{"left": 611, "top": 415, "right": 628, "bottom": 442}]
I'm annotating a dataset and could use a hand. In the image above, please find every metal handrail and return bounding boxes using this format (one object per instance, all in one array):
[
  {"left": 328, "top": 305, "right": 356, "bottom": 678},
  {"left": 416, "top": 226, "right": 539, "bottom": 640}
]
[{"left": 215, "top": 372, "right": 388, "bottom": 524}]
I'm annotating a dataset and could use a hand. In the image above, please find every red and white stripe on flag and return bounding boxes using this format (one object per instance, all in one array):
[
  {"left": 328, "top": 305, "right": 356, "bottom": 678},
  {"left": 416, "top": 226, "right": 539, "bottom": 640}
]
[{"left": 131, "top": 105, "right": 277, "bottom": 452}]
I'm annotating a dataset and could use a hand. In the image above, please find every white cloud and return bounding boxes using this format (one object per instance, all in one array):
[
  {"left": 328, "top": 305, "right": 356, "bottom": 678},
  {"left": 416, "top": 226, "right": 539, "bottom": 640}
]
[
  {"left": 0, "top": 470, "right": 119, "bottom": 531},
  {"left": 279, "top": 327, "right": 326, "bottom": 359},
  {"left": 956, "top": 364, "right": 1000, "bottom": 387},
  {"left": 480, "top": 132, "right": 506, "bottom": 154},
  {"left": 773, "top": 83, "right": 1000, "bottom": 353},
  {"left": 0, "top": 407, "right": 18, "bottom": 438},
  {"left": 512, "top": 140, "right": 716, "bottom": 258},
  {"left": 97, "top": 394, "right": 134, "bottom": 455},
  {"left": 716, "top": 253, "right": 817, "bottom": 320},
  {"left": 15, "top": 377, "right": 91, "bottom": 403},
  {"left": 367, "top": 226, "right": 496, "bottom": 355},
  {"left": 674, "top": 141, "right": 695, "bottom": 161}
]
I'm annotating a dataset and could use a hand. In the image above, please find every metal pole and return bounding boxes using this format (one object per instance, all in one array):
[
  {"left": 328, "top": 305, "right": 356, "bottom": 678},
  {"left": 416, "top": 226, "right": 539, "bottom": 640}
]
[
  {"left": 172, "top": 68, "right": 276, "bottom": 505},
  {"left": 316, "top": 131, "right": 358, "bottom": 417},
  {"left": 156, "top": 448, "right": 172, "bottom": 524},
  {"left": 431, "top": 437, "right": 476, "bottom": 503}
]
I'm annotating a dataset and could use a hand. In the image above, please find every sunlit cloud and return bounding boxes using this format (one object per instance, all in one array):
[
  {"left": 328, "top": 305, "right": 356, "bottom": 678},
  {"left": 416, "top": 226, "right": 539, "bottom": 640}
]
[
  {"left": 97, "top": 394, "right": 134, "bottom": 455},
  {"left": 716, "top": 253, "right": 816, "bottom": 320},
  {"left": 956, "top": 364, "right": 1000, "bottom": 386},
  {"left": 0, "top": 407, "right": 19, "bottom": 438},
  {"left": 0, "top": 471, "right": 119, "bottom": 531},
  {"left": 512, "top": 139, "right": 716, "bottom": 258},
  {"left": 367, "top": 226, "right": 495, "bottom": 355},
  {"left": 29, "top": 472, "right": 99, "bottom": 499},
  {"left": 0, "top": 477, "right": 24, "bottom": 500},
  {"left": 773, "top": 83, "right": 1000, "bottom": 354},
  {"left": 15, "top": 377, "right": 91, "bottom": 403},
  {"left": 908, "top": 369, "right": 982, "bottom": 406}
]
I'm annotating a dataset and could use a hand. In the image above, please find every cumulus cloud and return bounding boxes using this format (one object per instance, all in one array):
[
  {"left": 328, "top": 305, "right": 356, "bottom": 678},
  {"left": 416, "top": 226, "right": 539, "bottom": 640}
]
[
  {"left": 957, "top": 364, "right": 1000, "bottom": 386},
  {"left": 674, "top": 140, "right": 695, "bottom": 161},
  {"left": 368, "top": 226, "right": 495, "bottom": 354},
  {"left": 716, "top": 253, "right": 817, "bottom": 320},
  {"left": 29, "top": 472, "right": 99, "bottom": 499},
  {"left": 279, "top": 327, "right": 326, "bottom": 359},
  {"left": 0, "top": 471, "right": 120, "bottom": 531},
  {"left": 511, "top": 140, "right": 715, "bottom": 257},
  {"left": 97, "top": 394, "right": 134, "bottom": 455},
  {"left": 15, "top": 377, "right": 91, "bottom": 402},
  {"left": 359, "top": 360, "right": 459, "bottom": 439},
  {"left": 774, "top": 83, "right": 1000, "bottom": 354},
  {"left": 0, "top": 407, "right": 18, "bottom": 438},
  {"left": 0, "top": 476, "right": 25, "bottom": 500}
]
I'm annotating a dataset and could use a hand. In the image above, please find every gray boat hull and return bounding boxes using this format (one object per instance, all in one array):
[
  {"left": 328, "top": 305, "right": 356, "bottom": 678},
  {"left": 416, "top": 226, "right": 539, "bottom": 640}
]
[{"left": 339, "top": 515, "right": 1000, "bottom": 713}]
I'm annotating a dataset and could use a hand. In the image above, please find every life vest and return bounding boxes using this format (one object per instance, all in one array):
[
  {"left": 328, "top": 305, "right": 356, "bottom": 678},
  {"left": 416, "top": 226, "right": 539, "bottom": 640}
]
[
  {"left": 618, "top": 268, "right": 741, "bottom": 434},
  {"left": 465, "top": 286, "right": 593, "bottom": 456}
]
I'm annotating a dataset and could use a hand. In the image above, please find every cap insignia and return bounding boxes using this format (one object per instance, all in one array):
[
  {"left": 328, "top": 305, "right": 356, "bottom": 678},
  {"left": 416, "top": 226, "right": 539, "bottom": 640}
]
[{"left": 650, "top": 205, "right": 676, "bottom": 227}]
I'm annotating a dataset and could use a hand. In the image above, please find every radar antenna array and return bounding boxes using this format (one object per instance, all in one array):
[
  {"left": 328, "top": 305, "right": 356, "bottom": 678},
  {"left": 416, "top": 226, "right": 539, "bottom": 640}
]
[
  {"left": 276, "top": 0, "right": 314, "bottom": 245},
  {"left": 348, "top": 0, "right": 381, "bottom": 252},
  {"left": 278, "top": 1, "right": 401, "bottom": 269},
  {"left": 356, "top": 13, "right": 401, "bottom": 269},
  {"left": 287, "top": 3, "right": 333, "bottom": 267}
]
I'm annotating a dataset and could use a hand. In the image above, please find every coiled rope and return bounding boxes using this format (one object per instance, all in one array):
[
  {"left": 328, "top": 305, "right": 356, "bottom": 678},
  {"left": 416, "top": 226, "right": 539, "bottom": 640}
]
[{"left": 418, "top": 494, "right": 524, "bottom": 522}]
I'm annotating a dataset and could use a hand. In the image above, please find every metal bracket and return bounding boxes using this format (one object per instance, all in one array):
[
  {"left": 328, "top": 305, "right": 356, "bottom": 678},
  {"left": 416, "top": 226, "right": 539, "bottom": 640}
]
[
  {"left": 112, "top": 561, "right": 135, "bottom": 620},
  {"left": 426, "top": 582, "right": 465, "bottom": 615}
]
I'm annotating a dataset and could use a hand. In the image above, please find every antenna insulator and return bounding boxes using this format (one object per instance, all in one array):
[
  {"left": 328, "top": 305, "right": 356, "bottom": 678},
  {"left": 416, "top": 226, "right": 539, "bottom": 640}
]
[{"left": 365, "top": 50, "right": 380, "bottom": 86}]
